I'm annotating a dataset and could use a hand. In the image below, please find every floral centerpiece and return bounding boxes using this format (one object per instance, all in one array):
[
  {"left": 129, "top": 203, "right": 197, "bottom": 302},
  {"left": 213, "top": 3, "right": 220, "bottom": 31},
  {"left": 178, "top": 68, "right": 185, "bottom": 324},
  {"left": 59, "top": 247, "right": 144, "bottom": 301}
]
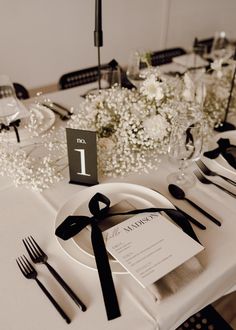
[
  {"left": 0, "top": 59, "right": 235, "bottom": 191},
  {"left": 69, "top": 68, "right": 199, "bottom": 177},
  {"left": 0, "top": 108, "right": 67, "bottom": 191},
  {"left": 203, "top": 56, "right": 236, "bottom": 128}
]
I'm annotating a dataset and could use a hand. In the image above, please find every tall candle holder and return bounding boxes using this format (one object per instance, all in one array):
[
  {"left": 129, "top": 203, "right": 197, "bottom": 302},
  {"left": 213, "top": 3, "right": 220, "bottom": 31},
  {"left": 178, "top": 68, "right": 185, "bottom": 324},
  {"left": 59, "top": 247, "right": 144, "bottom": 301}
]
[
  {"left": 215, "top": 47, "right": 236, "bottom": 132},
  {"left": 94, "top": 0, "right": 103, "bottom": 90}
]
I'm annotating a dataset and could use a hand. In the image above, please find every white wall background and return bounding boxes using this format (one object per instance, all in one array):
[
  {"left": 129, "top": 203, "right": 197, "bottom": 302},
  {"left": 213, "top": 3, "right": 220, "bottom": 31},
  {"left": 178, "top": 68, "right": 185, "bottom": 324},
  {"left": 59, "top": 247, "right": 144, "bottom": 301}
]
[{"left": 0, "top": 0, "right": 235, "bottom": 90}]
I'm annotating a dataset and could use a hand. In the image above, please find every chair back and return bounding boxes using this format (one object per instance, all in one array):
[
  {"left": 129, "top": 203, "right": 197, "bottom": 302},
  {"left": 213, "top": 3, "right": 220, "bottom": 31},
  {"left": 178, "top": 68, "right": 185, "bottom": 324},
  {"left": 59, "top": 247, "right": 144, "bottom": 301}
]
[
  {"left": 59, "top": 59, "right": 120, "bottom": 90},
  {"left": 150, "top": 47, "right": 186, "bottom": 67},
  {"left": 196, "top": 37, "right": 214, "bottom": 54},
  {"left": 13, "top": 83, "right": 29, "bottom": 100}
]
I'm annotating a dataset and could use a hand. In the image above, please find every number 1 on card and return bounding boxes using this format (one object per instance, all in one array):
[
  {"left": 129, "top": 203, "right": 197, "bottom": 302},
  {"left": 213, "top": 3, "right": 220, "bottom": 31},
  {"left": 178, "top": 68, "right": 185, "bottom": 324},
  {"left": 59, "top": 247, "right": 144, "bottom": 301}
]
[{"left": 74, "top": 149, "right": 91, "bottom": 176}]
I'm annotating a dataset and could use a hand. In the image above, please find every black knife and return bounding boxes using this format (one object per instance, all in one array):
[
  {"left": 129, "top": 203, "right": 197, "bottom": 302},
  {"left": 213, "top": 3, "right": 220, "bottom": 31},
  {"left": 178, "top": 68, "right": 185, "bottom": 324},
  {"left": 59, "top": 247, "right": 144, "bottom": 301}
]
[
  {"left": 41, "top": 102, "right": 71, "bottom": 120},
  {"left": 51, "top": 102, "right": 73, "bottom": 115}
]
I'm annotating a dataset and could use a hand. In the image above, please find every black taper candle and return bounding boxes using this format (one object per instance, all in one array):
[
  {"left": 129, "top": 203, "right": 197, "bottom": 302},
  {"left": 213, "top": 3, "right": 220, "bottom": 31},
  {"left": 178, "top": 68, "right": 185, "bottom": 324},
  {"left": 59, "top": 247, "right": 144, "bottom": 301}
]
[
  {"left": 94, "top": 0, "right": 103, "bottom": 90},
  {"left": 94, "top": 0, "right": 103, "bottom": 47}
]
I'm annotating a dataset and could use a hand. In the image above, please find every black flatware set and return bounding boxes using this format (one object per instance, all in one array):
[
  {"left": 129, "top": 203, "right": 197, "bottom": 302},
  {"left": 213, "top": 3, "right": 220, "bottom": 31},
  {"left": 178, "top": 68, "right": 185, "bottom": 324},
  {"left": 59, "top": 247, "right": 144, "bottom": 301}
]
[
  {"left": 16, "top": 236, "right": 86, "bottom": 324},
  {"left": 166, "top": 158, "right": 236, "bottom": 229}
]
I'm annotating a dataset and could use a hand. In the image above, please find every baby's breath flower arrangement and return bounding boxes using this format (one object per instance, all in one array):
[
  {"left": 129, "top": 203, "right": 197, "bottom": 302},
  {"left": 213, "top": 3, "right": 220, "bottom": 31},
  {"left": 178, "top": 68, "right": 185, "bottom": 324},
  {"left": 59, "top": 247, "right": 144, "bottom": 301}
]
[
  {"left": 203, "top": 57, "right": 236, "bottom": 129},
  {"left": 69, "top": 70, "right": 186, "bottom": 177},
  {"left": 1, "top": 62, "right": 234, "bottom": 190},
  {"left": 0, "top": 109, "right": 67, "bottom": 191}
]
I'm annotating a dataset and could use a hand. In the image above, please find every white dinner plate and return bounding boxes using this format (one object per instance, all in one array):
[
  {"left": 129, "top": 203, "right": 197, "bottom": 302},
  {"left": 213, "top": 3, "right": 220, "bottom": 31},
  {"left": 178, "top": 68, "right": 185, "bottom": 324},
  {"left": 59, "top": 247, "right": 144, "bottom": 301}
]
[
  {"left": 7, "top": 104, "right": 55, "bottom": 142},
  {"left": 204, "top": 131, "right": 236, "bottom": 174},
  {"left": 55, "top": 182, "right": 173, "bottom": 274}
]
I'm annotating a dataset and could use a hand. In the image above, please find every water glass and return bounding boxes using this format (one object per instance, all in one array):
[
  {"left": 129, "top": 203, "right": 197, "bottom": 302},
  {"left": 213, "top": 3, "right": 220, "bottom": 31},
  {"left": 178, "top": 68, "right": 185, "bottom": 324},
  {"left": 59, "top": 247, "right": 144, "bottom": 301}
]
[
  {"left": 100, "top": 67, "right": 121, "bottom": 89},
  {"left": 168, "top": 108, "right": 203, "bottom": 187},
  {"left": 0, "top": 74, "right": 19, "bottom": 125}
]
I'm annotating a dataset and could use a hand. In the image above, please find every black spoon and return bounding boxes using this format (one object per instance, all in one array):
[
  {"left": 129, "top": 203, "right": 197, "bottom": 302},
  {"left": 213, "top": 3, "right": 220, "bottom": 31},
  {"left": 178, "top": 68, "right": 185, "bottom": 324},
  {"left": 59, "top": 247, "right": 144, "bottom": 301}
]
[{"left": 168, "top": 184, "right": 221, "bottom": 227}]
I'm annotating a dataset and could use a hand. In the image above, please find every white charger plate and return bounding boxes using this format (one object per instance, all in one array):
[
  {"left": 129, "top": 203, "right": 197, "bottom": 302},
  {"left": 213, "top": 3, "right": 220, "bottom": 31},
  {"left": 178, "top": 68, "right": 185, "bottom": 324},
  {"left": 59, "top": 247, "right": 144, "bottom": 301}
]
[
  {"left": 55, "top": 182, "right": 173, "bottom": 274},
  {"left": 204, "top": 131, "right": 236, "bottom": 175},
  {"left": 6, "top": 104, "right": 55, "bottom": 142}
]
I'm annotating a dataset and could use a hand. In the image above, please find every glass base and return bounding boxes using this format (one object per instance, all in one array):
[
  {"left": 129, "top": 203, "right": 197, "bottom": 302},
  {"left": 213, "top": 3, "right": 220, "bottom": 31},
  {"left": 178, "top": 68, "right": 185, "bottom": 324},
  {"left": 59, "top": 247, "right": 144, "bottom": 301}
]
[{"left": 167, "top": 171, "right": 196, "bottom": 188}]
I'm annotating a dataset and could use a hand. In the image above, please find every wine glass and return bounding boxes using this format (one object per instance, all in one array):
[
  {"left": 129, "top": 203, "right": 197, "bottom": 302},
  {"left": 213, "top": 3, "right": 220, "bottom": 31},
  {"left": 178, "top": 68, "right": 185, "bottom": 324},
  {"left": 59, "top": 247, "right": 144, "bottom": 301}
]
[
  {"left": 100, "top": 67, "right": 121, "bottom": 89},
  {"left": 167, "top": 107, "right": 203, "bottom": 188},
  {"left": 211, "top": 31, "right": 233, "bottom": 60},
  {"left": 0, "top": 75, "right": 19, "bottom": 126},
  {"left": 126, "top": 50, "right": 151, "bottom": 87}
]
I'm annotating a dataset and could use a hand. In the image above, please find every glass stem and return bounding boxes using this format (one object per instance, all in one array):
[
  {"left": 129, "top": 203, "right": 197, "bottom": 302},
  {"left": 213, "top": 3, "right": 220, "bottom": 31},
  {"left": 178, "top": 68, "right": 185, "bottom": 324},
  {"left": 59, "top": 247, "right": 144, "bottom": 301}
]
[{"left": 178, "top": 159, "right": 188, "bottom": 180}]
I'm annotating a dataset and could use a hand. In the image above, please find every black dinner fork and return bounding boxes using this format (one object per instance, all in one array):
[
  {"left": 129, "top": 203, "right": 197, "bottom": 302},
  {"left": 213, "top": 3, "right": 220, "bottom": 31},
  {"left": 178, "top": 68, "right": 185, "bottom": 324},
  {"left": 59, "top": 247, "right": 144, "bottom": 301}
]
[
  {"left": 194, "top": 169, "right": 236, "bottom": 198},
  {"left": 196, "top": 159, "right": 236, "bottom": 186},
  {"left": 16, "top": 255, "right": 71, "bottom": 324},
  {"left": 23, "top": 236, "right": 86, "bottom": 312}
]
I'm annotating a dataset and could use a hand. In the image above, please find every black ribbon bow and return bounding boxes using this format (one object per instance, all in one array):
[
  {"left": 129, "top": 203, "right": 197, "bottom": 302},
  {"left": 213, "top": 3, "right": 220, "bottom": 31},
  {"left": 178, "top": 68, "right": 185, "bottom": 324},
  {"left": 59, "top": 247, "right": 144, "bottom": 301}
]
[
  {"left": 55, "top": 192, "right": 200, "bottom": 321},
  {"left": 204, "top": 138, "right": 236, "bottom": 169},
  {"left": 0, "top": 119, "right": 21, "bottom": 142}
]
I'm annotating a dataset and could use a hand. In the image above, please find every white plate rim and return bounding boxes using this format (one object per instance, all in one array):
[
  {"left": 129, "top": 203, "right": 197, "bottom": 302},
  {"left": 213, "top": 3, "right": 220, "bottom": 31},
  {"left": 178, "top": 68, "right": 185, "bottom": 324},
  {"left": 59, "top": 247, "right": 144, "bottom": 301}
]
[
  {"left": 6, "top": 104, "right": 55, "bottom": 142},
  {"left": 55, "top": 182, "right": 174, "bottom": 274}
]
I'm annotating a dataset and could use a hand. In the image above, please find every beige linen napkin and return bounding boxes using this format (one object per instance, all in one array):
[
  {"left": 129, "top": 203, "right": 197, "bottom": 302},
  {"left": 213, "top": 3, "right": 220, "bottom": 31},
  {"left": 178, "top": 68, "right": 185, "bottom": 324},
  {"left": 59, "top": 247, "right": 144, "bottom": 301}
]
[{"left": 146, "top": 256, "right": 203, "bottom": 302}]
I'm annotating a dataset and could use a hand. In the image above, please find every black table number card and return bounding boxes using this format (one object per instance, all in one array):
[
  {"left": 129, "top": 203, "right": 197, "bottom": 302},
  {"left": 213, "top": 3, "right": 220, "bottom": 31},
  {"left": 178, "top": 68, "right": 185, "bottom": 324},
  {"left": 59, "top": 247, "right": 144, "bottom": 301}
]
[{"left": 66, "top": 128, "right": 98, "bottom": 186}]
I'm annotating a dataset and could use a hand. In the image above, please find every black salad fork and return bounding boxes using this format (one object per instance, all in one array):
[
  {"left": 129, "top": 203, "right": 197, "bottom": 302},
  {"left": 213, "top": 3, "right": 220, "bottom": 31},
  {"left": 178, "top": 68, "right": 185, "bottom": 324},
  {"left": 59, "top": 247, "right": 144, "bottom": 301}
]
[
  {"left": 16, "top": 255, "right": 71, "bottom": 324},
  {"left": 196, "top": 159, "right": 236, "bottom": 186},
  {"left": 23, "top": 236, "right": 86, "bottom": 311},
  {"left": 194, "top": 169, "right": 236, "bottom": 198}
]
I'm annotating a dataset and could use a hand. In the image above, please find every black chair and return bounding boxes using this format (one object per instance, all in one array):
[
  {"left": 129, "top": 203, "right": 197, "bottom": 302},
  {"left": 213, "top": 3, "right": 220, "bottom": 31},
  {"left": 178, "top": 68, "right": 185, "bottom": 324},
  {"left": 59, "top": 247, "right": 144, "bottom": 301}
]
[
  {"left": 176, "top": 304, "right": 233, "bottom": 330},
  {"left": 149, "top": 47, "right": 186, "bottom": 67},
  {"left": 13, "top": 83, "right": 30, "bottom": 100},
  {"left": 58, "top": 59, "right": 133, "bottom": 90},
  {"left": 195, "top": 37, "right": 214, "bottom": 54}
]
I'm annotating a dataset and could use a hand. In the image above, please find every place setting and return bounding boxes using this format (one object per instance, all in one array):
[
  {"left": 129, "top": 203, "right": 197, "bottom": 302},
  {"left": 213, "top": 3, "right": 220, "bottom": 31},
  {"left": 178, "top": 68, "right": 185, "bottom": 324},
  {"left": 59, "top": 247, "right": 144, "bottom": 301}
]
[{"left": 2, "top": 1, "right": 236, "bottom": 329}]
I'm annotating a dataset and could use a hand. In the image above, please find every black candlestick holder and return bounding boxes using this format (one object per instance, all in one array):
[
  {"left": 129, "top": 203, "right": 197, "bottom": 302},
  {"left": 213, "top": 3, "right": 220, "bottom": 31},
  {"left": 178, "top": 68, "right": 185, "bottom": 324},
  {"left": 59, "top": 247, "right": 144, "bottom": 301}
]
[
  {"left": 214, "top": 48, "right": 236, "bottom": 132},
  {"left": 94, "top": 0, "right": 103, "bottom": 90}
]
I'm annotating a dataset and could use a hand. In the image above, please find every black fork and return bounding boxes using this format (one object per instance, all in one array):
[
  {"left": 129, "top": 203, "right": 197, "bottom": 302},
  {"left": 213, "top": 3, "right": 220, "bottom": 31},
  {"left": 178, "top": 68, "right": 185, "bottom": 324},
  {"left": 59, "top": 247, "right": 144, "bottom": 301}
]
[
  {"left": 23, "top": 236, "right": 86, "bottom": 312},
  {"left": 16, "top": 255, "right": 71, "bottom": 324},
  {"left": 196, "top": 159, "right": 236, "bottom": 186},
  {"left": 194, "top": 169, "right": 236, "bottom": 198}
]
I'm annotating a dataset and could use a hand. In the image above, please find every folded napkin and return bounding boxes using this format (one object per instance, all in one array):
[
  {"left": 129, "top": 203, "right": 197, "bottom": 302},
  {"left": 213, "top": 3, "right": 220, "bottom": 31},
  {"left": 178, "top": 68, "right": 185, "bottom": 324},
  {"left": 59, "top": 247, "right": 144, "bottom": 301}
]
[
  {"left": 103, "top": 200, "right": 203, "bottom": 302},
  {"left": 146, "top": 255, "right": 203, "bottom": 302},
  {"left": 204, "top": 138, "right": 236, "bottom": 170},
  {"left": 173, "top": 53, "right": 209, "bottom": 68}
]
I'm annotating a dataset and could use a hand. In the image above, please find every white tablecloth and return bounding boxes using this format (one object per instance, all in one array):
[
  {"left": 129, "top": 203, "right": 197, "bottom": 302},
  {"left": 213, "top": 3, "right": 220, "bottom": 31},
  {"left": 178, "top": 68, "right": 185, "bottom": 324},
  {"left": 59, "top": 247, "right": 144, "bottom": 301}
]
[{"left": 1, "top": 84, "right": 236, "bottom": 330}]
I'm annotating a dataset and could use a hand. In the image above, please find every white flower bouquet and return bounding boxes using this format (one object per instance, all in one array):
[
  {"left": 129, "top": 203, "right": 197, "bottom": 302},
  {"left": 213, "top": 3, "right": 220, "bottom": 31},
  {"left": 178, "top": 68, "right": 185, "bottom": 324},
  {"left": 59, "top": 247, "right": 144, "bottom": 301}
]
[{"left": 69, "top": 70, "right": 191, "bottom": 177}]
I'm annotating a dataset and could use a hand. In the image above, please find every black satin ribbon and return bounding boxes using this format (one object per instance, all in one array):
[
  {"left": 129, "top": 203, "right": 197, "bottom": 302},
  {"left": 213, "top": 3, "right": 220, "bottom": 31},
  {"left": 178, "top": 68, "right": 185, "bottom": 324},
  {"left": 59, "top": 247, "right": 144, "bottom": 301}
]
[
  {"left": 55, "top": 192, "right": 200, "bottom": 320},
  {"left": 204, "top": 138, "right": 236, "bottom": 169},
  {"left": 0, "top": 119, "right": 21, "bottom": 142}
]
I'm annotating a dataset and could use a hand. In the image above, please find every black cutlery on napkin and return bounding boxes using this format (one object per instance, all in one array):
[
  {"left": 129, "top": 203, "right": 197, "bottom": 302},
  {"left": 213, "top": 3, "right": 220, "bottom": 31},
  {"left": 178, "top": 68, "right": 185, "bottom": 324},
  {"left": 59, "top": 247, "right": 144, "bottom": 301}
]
[
  {"left": 194, "top": 169, "right": 236, "bottom": 198},
  {"left": 196, "top": 159, "right": 236, "bottom": 186},
  {"left": 23, "top": 236, "right": 87, "bottom": 312},
  {"left": 168, "top": 184, "right": 221, "bottom": 227},
  {"left": 50, "top": 102, "right": 73, "bottom": 115},
  {"left": 41, "top": 102, "right": 72, "bottom": 120},
  {"left": 16, "top": 255, "right": 71, "bottom": 324}
]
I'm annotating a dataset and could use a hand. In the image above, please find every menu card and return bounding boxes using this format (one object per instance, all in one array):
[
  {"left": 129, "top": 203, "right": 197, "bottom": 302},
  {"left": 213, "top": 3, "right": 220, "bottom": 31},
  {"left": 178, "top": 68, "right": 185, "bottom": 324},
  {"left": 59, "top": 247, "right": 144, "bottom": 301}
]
[{"left": 103, "top": 212, "right": 204, "bottom": 288}]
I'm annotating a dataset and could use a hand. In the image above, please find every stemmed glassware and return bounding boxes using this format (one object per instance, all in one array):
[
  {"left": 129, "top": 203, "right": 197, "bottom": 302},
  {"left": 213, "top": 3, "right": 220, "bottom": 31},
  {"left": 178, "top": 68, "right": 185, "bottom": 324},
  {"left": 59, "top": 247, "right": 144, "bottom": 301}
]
[
  {"left": 0, "top": 75, "right": 20, "bottom": 126},
  {"left": 126, "top": 50, "right": 151, "bottom": 87},
  {"left": 211, "top": 31, "right": 233, "bottom": 61},
  {"left": 167, "top": 105, "right": 204, "bottom": 188}
]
